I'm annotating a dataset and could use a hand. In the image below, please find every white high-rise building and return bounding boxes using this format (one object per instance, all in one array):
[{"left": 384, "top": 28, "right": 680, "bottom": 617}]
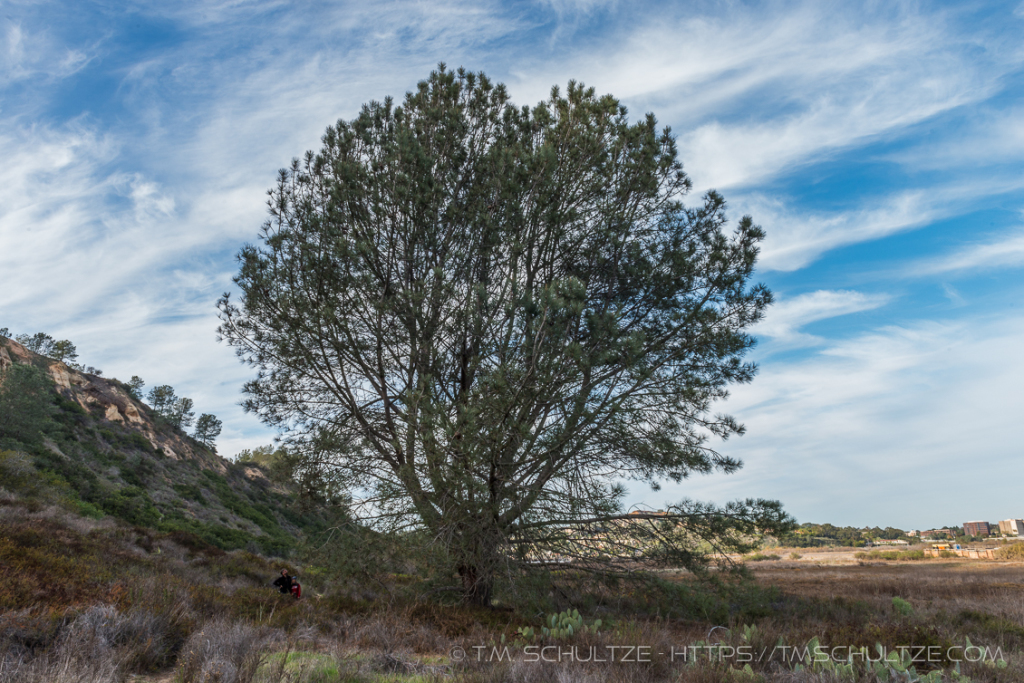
[{"left": 998, "top": 519, "right": 1024, "bottom": 537}]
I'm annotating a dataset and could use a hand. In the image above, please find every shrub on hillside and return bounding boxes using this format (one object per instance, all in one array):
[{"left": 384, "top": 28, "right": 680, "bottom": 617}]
[
  {"left": 0, "top": 451, "right": 42, "bottom": 497},
  {"left": 176, "top": 619, "right": 265, "bottom": 683},
  {"left": 0, "top": 364, "right": 56, "bottom": 446},
  {"left": 100, "top": 486, "right": 161, "bottom": 527}
]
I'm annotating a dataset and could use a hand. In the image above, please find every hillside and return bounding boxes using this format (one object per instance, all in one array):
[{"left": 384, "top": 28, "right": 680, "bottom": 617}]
[{"left": 0, "top": 334, "right": 341, "bottom": 556}]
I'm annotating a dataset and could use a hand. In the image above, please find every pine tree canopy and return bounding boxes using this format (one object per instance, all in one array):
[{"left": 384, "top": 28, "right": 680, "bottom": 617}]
[{"left": 218, "top": 66, "right": 791, "bottom": 604}]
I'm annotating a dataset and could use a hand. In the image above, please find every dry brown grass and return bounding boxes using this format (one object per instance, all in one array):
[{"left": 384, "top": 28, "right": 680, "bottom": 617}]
[
  {"left": 751, "top": 560, "right": 1024, "bottom": 623},
  {"left": 0, "top": 605, "right": 173, "bottom": 683},
  {"left": 4, "top": 501, "right": 1024, "bottom": 683},
  {"left": 741, "top": 561, "right": 1024, "bottom": 681},
  {"left": 176, "top": 619, "right": 266, "bottom": 683}
]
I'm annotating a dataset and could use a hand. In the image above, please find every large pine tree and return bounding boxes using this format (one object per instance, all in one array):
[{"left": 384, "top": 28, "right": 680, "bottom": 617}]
[{"left": 219, "top": 67, "right": 789, "bottom": 604}]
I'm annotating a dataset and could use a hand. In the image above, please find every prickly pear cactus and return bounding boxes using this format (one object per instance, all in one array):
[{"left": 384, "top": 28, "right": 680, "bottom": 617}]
[{"left": 516, "top": 609, "right": 602, "bottom": 642}]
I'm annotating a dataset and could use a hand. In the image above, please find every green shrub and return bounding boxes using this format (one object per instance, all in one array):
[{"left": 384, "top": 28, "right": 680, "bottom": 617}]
[
  {"left": 173, "top": 483, "right": 207, "bottom": 505},
  {"left": 127, "top": 432, "right": 153, "bottom": 452},
  {"left": 55, "top": 393, "right": 87, "bottom": 415},
  {"left": 120, "top": 464, "right": 145, "bottom": 488},
  {"left": 32, "top": 444, "right": 103, "bottom": 502},
  {"left": 0, "top": 450, "right": 40, "bottom": 496},
  {"left": 745, "top": 553, "right": 781, "bottom": 562},
  {"left": 855, "top": 549, "right": 926, "bottom": 561},
  {"left": 0, "top": 364, "right": 57, "bottom": 444},
  {"left": 892, "top": 596, "right": 914, "bottom": 616},
  {"left": 0, "top": 450, "right": 77, "bottom": 503},
  {"left": 73, "top": 499, "right": 106, "bottom": 519},
  {"left": 100, "top": 486, "right": 161, "bottom": 527},
  {"left": 202, "top": 470, "right": 281, "bottom": 533},
  {"left": 155, "top": 516, "right": 285, "bottom": 554}
]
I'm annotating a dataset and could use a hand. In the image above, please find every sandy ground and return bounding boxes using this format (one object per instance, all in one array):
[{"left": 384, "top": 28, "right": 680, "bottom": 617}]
[
  {"left": 741, "top": 546, "right": 994, "bottom": 565},
  {"left": 711, "top": 547, "right": 875, "bottom": 566},
  {"left": 765, "top": 547, "right": 868, "bottom": 564}
]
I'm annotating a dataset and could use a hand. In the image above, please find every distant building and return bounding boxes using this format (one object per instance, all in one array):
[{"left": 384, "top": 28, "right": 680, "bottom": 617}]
[
  {"left": 906, "top": 530, "right": 919, "bottom": 537},
  {"left": 999, "top": 519, "right": 1024, "bottom": 537},
  {"left": 963, "top": 521, "right": 991, "bottom": 537},
  {"left": 873, "top": 539, "right": 910, "bottom": 546},
  {"left": 920, "top": 528, "right": 953, "bottom": 539}
]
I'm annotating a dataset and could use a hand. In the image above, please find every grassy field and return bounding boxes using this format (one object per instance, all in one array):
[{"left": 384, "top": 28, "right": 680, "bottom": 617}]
[{"left": 2, "top": 505, "right": 1023, "bottom": 683}]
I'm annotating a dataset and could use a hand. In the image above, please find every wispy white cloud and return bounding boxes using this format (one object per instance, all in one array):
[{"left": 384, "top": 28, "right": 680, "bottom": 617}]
[
  {"left": 651, "top": 314, "right": 1024, "bottom": 527},
  {"left": 0, "top": 124, "right": 116, "bottom": 272},
  {"left": 882, "top": 107, "right": 1024, "bottom": 171},
  {"left": 0, "top": 119, "right": 231, "bottom": 317},
  {"left": 137, "top": 0, "right": 289, "bottom": 27},
  {"left": 541, "top": 0, "right": 617, "bottom": 13},
  {"left": 0, "top": 118, "right": 247, "bottom": 393},
  {"left": 743, "top": 171, "right": 1024, "bottom": 271},
  {"left": 0, "top": 171, "right": 272, "bottom": 454},
  {"left": 942, "top": 283, "right": 966, "bottom": 307},
  {"left": 0, "top": 0, "right": 530, "bottom": 453},
  {"left": 676, "top": 65, "right": 990, "bottom": 191},
  {"left": 907, "top": 227, "right": 1024, "bottom": 276},
  {"left": 152, "top": 0, "right": 521, "bottom": 53},
  {"left": 744, "top": 191, "right": 943, "bottom": 271},
  {"left": 755, "top": 290, "right": 890, "bottom": 346},
  {"left": 0, "top": 21, "right": 93, "bottom": 87},
  {"left": 507, "top": 3, "right": 1015, "bottom": 191}
]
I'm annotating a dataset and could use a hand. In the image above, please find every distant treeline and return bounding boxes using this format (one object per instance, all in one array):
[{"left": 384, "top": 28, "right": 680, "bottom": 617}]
[{"left": 781, "top": 523, "right": 908, "bottom": 547}]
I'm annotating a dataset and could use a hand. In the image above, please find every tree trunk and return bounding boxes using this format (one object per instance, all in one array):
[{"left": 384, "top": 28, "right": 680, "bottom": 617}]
[
  {"left": 457, "top": 563, "right": 494, "bottom": 606},
  {"left": 454, "top": 524, "right": 500, "bottom": 606}
]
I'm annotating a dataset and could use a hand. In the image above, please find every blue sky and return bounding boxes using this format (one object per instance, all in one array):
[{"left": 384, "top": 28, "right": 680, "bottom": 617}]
[{"left": 2, "top": 0, "right": 1022, "bottom": 529}]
